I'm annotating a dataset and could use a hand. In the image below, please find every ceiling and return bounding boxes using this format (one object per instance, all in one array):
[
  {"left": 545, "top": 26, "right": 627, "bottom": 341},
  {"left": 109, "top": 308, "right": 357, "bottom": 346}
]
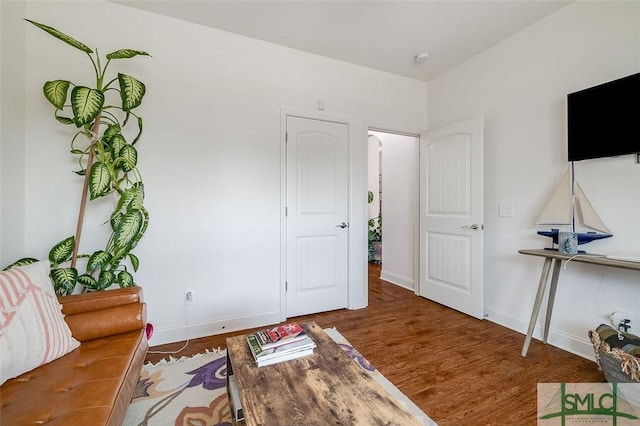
[{"left": 113, "top": 0, "right": 572, "bottom": 82}]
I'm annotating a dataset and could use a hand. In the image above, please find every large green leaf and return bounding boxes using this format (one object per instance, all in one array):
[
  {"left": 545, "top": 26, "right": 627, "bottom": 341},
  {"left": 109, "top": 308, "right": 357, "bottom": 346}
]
[
  {"left": 103, "top": 124, "right": 121, "bottom": 142},
  {"left": 129, "top": 207, "right": 149, "bottom": 250},
  {"left": 87, "top": 250, "right": 112, "bottom": 271},
  {"left": 24, "top": 19, "right": 93, "bottom": 54},
  {"left": 106, "top": 49, "right": 151, "bottom": 60},
  {"left": 132, "top": 183, "right": 145, "bottom": 209},
  {"left": 114, "top": 209, "right": 143, "bottom": 249},
  {"left": 113, "top": 187, "right": 136, "bottom": 216},
  {"left": 98, "top": 270, "right": 116, "bottom": 290},
  {"left": 89, "top": 161, "right": 111, "bottom": 199},
  {"left": 118, "top": 74, "right": 145, "bottom": 111},
  {"left": 117, "top": 270, "right": 134, "bottom": 288},
  {"left": 119, "top": 144, "right": 138, "bottom": 172},
  {"left": 77, "top": 274, "right": 98, "bottom": 290},
  {"left": 110, "top": 134, "right": 127, "bottom": 158},
  {"left": 128, "top": 253, "right": 140, "bottom": 272},
  {"left": 50, "top": 267, "right": 78, "bottom": 294},
  {"left": 114, "top": 185, "right": 144, "bottom": 215},
  {"left": 49, "top": 236, "right": 75, "bottom": 264},
  {"left": 3, "top": 258, "right": 39, "bottom": 271},
  {"left": 110, "top": 216, "right": 121, "bottom": 233},
  {"left": 71, "top": 86, "right": 104, "bottom": 127},
  {"left": 55, "top": 114, "right": 74, "bottom": 125},
  {"left": 43, "top": 80, "right": 70, "bottom": 110}
]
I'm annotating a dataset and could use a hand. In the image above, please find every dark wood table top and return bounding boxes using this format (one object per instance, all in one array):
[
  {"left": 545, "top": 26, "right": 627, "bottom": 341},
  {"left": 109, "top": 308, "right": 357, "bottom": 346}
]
[{"left": 226, "top": 321, "right": 422, "bottom": 426}]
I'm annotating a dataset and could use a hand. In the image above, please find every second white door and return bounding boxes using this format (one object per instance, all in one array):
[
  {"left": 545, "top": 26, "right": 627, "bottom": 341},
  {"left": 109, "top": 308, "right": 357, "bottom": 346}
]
[
  {"left": 419, "top": 116, "right": 484, "bottom": 319},
  {"left": 285, "top": 116, "right": 349, "bottom": 317}
]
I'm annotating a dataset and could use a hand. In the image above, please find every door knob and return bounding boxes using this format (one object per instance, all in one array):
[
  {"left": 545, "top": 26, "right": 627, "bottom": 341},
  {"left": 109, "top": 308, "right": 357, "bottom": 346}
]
[
  {"left": 462, "top": 224, "right": 480, "bottom": 230},
  {"left": 336, "top": 222, "right": 349, "bottom": 228}
]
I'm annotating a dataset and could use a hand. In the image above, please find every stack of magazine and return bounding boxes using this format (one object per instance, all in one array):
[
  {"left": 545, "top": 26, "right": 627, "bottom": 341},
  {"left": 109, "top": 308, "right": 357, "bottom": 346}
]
[{"left": 247, "top": 322, "right": 316, "bottom": 367}]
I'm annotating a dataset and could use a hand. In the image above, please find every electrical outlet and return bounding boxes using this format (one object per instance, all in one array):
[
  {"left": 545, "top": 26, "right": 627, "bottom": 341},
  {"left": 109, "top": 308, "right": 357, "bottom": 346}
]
[
  {"left": 185, "top": 290, "right": 195, "bottom": 305},
  {"left": 610, "top": 311, "right": 631, "bottom": 332}
]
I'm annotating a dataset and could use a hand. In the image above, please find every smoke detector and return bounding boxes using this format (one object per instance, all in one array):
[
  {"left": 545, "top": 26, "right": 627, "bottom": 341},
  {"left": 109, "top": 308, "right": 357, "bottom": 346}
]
[{"left": 414, "top": 53, "right": 431, "bottom": 64}]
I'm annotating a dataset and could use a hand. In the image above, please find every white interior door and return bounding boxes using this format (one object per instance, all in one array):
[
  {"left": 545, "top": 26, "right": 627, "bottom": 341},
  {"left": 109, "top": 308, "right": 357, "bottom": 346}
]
[
  {"left": 285, "top": 116, "right": 349, "bottom": 317},
  {"left": 419, "top": 116, "right": 484, "bottom": 319}
]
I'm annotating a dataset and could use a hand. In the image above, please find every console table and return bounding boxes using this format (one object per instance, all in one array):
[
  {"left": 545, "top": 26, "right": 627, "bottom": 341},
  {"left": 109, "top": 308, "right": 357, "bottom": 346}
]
[
  {"left": 226, "top": 321, "right": 421, "bottom": 425},
  {"left": 519, "top": 249, "right": 640, "bottom": 357}
]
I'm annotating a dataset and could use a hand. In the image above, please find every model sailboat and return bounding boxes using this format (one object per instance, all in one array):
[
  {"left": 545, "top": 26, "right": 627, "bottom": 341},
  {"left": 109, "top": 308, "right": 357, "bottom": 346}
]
[{"left": 535, "top": 164, "right": 613, "bottom": 245}]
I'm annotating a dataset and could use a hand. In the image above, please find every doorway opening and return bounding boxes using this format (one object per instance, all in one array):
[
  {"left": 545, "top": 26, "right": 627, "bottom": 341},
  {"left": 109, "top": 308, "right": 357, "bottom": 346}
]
[
  {"left": 367, "top": 134, "right": 382, "bottom": 264},
  {"left": 367, "top": 130, "right": 419, "bottom": 292}
]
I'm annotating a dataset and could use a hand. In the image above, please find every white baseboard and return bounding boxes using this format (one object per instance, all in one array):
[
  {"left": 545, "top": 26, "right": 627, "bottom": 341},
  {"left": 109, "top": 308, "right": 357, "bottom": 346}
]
[
  {"left": 380, "top": 270, "right": 415, "bottom": 291},
  {"left": 149, "top": 300, "right": 369, "bottom": 347},
  {"left": 148, "top": 311, "right": 282, "bottom": 346},
  {"left": 484, "top": 305, "right": 596, "bottom": 361}
]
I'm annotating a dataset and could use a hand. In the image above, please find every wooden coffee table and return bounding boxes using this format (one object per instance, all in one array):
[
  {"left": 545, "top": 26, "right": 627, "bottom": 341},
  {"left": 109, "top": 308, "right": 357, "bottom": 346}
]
[{"left": 226, "top": 321, "right": 422, "bottom": 425}]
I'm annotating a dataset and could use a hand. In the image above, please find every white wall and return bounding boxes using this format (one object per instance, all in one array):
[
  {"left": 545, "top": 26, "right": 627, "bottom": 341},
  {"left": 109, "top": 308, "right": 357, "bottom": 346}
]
[
  {"left": 0, "top": 1, "right": 27, "bottom": 264},
  {"left": 369, "top": 131, "right": 418, "bottom": 290},
  {"left": 428, "top": 1, "right": 640, "bottom": 359},
  {"left": 1, "top": 0, "right": 427, "bottom": 345}
]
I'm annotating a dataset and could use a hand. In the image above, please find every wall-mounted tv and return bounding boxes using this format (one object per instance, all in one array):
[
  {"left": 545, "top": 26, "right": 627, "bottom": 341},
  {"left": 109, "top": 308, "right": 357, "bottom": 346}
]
[{"left": 567, "top": 72, "right": 640, "bottom": 161}]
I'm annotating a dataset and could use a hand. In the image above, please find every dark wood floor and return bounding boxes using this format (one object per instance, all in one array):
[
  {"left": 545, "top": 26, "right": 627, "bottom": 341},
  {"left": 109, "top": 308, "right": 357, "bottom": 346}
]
[{"left": 146, "top": 263, "right": 604, "bottom": 425}]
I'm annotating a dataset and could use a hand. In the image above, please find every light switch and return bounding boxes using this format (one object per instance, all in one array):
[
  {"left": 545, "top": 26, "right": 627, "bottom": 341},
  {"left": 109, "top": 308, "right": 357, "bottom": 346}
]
[{"left": 498, "top": 202, "right": 514, "bottom": 217}]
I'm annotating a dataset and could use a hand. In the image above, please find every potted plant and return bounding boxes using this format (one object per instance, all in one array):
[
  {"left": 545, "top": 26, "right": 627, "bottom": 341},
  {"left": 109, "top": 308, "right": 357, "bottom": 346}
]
[{"left": 3, "top": 20, "right": 150, "bottom": 296}]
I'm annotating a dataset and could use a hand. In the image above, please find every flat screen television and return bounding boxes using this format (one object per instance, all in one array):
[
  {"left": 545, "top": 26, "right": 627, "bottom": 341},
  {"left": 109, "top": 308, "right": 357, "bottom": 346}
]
[{"left": 567, "top": 72, "right": 640, "bottom": 161}]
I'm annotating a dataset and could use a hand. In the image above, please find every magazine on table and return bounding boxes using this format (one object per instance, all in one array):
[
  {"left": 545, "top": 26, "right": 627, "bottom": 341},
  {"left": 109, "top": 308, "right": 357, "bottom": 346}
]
[
  {"left": 247, "top": 334, "right": 316, "bottom": 367},
  {"left": 253, "top": 322, "right": 308, "bottom": 350},
  {"left": 254, "top": 346, "right": 316, "bottom": 367}
]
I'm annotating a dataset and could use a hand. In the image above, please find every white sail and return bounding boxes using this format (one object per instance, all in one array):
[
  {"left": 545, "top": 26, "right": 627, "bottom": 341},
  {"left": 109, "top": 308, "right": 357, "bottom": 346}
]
[
  {"left": 574, "top": 183, "right": 612, "bottom": 234},
  {"left": 535, "top": 167, "right": 611, "bottom": 233},
  {"left": 535, "top": 169, "right": 573, "bottom": 226}
]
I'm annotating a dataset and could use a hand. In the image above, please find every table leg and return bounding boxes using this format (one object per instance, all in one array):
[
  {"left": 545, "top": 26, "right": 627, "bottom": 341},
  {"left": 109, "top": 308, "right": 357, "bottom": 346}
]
[
  {"left": 521, "top": 257, "right": 552, "bottom": 357},
  {"left": 542, "top": 259, "right": 562, "bottom": 344}
]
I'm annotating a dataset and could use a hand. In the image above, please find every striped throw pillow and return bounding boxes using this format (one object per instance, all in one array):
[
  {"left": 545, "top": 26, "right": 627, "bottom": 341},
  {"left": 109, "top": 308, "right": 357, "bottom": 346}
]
[{"left": 0, "top": 260, "right": 80, "bottom": 385}]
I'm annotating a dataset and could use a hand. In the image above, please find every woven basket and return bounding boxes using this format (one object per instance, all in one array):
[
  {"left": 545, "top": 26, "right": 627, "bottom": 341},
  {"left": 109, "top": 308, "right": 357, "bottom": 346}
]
[{"left": 589, "top": 329, "right": 640, "bottom": 383}]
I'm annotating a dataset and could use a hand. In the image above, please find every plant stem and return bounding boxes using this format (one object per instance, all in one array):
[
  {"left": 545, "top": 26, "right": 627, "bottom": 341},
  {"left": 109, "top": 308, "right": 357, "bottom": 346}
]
[{"left": 71, "top": 113, "right": 102, "bottom": 268}]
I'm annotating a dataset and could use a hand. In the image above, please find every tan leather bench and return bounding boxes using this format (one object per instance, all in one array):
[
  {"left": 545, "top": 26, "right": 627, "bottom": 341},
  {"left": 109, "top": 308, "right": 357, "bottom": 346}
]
[{"left": 1, "top": 286, "right": 148, "bottom": 425}]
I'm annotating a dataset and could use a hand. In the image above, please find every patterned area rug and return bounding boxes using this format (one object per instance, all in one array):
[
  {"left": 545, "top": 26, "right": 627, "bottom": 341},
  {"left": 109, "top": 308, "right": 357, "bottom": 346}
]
[{"left": 123, "top": 328, "right": 437, "bottom": 426}]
